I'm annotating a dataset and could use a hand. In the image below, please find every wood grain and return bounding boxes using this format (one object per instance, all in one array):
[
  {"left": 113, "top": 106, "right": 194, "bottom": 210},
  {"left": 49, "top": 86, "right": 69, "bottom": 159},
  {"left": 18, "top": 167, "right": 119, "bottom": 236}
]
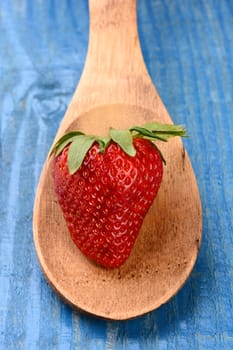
[{"left": 33, "top": 0, "right": 202, "bottom": 320}]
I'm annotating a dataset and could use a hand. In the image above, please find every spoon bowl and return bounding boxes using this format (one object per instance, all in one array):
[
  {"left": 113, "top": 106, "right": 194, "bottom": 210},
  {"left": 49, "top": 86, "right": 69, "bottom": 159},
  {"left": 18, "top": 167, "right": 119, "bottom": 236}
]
[{"left": 33, "top": 0, "right": 202, "bottom": 320}]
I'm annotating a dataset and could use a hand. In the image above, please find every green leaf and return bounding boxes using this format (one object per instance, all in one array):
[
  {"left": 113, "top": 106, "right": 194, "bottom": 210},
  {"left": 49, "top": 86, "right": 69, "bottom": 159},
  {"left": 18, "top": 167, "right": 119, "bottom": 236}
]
[
  {"left": 67, "top": 135, "right": 96, "bottom": 174},
  {"left": 96, "top": 135, "right": 111, "bottom": 153},
  {"left": 97, "top": 139, "right": 105, "bottom": 153},
  {"left": 130, "top": 126, "right": 169, "bottom": 141},
  {"left": 142, "top": 122, "right": 186, "bottom": 137},
  {"left": 130, "top": 122, "right": 186, "bottom": 142},
  {"left": 55, "top": 136, "right": 78, "bottom": 156},
  {"left": 109, "top": 128, "right": 136, "bottom": 157},
  {"left": 49, "top": 131, "right": 84, "bottom": 157},
  {"left": 154, "top": 145, "right": 166, "bottom": 165}
]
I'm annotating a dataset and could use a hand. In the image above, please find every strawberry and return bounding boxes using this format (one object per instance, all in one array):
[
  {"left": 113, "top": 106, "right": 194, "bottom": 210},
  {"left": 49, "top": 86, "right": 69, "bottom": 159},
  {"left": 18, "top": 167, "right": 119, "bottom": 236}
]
[{"left": 50, "top": 122, "right": 186, "bottom": 268}]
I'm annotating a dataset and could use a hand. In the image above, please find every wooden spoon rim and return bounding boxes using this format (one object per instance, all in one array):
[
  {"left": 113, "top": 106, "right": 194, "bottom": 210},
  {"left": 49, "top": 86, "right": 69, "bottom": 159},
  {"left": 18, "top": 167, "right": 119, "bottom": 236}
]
[
  {"left": 33, "top": 225, "right": 201, "bottom": 320},
  {"left": 33, "top": 103, "right": 202, "bottom": 320}
]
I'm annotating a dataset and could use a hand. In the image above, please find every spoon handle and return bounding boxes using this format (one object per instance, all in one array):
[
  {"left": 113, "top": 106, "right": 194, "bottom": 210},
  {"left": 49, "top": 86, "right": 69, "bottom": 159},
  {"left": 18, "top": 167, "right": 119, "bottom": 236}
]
[
  {"left": 69, "top": 0, "right": 156, "bottom": 111},
  {"left": 60, "top": 0, "right": 170, "bottom": 133},
  {"left": 84, "top": 0, "right": 148, "bottom": 79}
]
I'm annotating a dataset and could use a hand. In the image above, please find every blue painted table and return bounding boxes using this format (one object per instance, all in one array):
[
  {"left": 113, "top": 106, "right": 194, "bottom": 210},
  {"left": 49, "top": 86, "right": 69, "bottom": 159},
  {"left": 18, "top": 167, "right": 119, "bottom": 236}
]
[{"left": 1, "top": 1, "right": 233, "bottom": 349}]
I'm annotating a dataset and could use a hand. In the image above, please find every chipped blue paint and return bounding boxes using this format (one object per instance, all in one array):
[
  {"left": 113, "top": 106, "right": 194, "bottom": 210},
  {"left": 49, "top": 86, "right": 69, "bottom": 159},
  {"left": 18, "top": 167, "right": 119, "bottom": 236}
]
[{"left": 1, "top": 0, "right": 233, "bottom": 349}]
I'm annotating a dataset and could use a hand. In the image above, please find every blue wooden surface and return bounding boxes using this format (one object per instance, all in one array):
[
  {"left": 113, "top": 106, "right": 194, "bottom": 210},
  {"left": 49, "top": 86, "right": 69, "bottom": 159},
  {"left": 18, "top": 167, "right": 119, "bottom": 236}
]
[{"left": 1, "top": 0, "right": 233, "bottom": 349}]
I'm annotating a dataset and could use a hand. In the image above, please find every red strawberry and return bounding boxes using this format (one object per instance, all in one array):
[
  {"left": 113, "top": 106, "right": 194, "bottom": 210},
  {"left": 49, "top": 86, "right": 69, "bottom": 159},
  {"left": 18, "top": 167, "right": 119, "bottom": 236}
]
[{"left": 50, "top": 122, "right": 186, "bottom": 268}]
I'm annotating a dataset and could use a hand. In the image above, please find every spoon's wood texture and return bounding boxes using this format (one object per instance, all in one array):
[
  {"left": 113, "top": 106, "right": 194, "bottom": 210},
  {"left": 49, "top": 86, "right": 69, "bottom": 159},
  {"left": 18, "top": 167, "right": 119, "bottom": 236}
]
[{"left": 33, "top": 0, "right": 202, "bottom": 320}]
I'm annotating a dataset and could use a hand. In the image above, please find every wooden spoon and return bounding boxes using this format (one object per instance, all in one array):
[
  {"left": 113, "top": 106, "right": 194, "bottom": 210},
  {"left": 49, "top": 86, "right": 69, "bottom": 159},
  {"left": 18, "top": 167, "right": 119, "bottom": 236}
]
[{"left": 33, "top": 0, "right": 202, "bottom": 320}]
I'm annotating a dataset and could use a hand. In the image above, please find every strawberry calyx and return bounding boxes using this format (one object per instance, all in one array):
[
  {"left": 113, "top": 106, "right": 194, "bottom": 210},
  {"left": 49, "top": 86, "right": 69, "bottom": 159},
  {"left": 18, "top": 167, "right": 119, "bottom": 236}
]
[{"left": 49, "top": 122, "right": 187, "bottom": 174}]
